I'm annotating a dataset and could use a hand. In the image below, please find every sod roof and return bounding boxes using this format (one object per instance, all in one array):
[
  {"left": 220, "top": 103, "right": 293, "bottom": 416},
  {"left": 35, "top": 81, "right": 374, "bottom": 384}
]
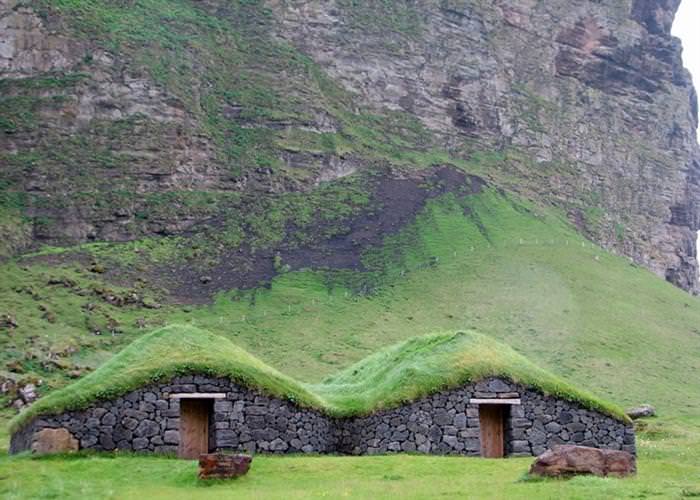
[{"left": 9, "top": 325, "right": 630, "bottom": 433}]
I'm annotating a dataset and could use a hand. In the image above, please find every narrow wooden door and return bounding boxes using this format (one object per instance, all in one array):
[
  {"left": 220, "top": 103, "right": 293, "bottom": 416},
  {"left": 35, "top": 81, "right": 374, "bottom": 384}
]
[
  {"left": 479, "top": 405, "right": 505, "bottom": 458},
  {"left": 179, "top": 399, "right": 211, "bottom": 459}
]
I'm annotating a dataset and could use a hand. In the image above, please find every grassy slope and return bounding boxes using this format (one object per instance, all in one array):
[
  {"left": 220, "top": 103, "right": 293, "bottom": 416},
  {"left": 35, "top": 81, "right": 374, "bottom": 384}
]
[
  {"left": 9, "top": 326, "right": 628, "bottom": 432},
  {"left": 169, "top": 189, "right": 700, "bottom": 417},
  {"left": 3, "top": 189, "right": 700, "bottom": 421}
]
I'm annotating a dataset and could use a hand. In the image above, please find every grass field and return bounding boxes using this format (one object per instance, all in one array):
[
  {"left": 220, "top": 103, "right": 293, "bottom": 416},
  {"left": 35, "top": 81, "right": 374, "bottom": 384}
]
[
  {"left": 3, "top": 190, "right": 700, "bottom": 498},
  {"left": 1, "top": 416, "right": 699, "bottom": 499}
]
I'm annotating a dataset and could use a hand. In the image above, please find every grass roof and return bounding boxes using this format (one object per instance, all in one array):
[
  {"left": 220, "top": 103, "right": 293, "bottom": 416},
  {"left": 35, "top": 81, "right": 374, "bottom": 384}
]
[
  {"left": 9, "top": 325, "right": 325, "bottom": 434},
  {"left": 10, "top": 325, "right": 629, "bottom": 433},
  {"left": 310, "top": 330, "right": 629, "bottom": 421}
]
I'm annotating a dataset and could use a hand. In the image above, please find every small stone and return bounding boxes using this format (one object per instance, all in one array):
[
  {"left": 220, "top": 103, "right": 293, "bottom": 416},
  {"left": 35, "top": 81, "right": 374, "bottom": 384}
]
[
  {"left": 19, "top": 384, "right": 37, "bottom": 404},
  {"left": 626, "top": 405, "right": 656, "bottom": 420},
  {"left": 134, "top": 420, "right": 159, "bottom": 438},
  {"left": 0, "top": 314, "right": 18, "bottom": 329},
  {"left": 31, "top": 428, "right": 79, "bottom": 454},
  {"left": 143, "top": 392, "right": 158, "bottom": 403},
  {"left": 101, "top": 413, "right": 117, "bottom": 426},
  {"left": 529, "top": 429, "right": 547, "bottom": 445},
  {"left": 487, "top": 379, "right": 513, "bottom": 393},
  {"left": 567, "top": 422, "right": 586, "bottom": 433},
  {"left": 545, "top": 422, "right": 562, "bottom": 433},
  {"left": 559, "top": 411, "right": 574, "bottom": 424},
  {"left": 99, "top": 434, "right": 115, "bottom": 450},
  {"left": 270, "top": 438, "right": 288, "bottom": 452},
  {"left": 164, "top": 430, "right": 179, "bottom": 444},
  {"left": 133, "top": 438, "right": 149, "bottom": 450},
  {"left": 510, "top": 440, "right": 530, "bottom": 454}
]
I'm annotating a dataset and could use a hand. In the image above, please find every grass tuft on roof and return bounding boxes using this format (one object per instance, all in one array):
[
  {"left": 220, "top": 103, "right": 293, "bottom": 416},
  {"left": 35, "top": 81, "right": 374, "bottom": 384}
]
[{"left": 9, "top": 325, "right": 629, "bottom": 433}]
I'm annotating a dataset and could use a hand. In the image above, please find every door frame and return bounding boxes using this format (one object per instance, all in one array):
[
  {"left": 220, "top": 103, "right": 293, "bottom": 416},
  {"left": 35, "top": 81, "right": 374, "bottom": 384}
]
[
  {"left": 469, "top": 398, "right": 521, "bottom": 459},
  {"left": 176, "top": 396, "right": 219, "bottom": 459}
]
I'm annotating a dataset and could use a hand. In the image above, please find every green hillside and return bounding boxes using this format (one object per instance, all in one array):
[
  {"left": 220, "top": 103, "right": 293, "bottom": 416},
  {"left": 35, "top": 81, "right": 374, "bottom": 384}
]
[{"left": 3, "top": 188, "right": 700, "bottom": 422}]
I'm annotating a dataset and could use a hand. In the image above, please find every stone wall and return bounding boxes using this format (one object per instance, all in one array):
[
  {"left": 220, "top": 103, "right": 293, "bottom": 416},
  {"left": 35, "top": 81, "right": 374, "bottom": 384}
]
[
  {"left": 10, "top": 375, "right": 333, "bottom": 455},
  {"left": 335, "top": 378, "right": 635, "bottom": 456},
  {"left": 508, "top": 387, "right": 636, "bottom": 457},
  {"left": 10, "top": 376, "right": 635, "bottom": 457}
]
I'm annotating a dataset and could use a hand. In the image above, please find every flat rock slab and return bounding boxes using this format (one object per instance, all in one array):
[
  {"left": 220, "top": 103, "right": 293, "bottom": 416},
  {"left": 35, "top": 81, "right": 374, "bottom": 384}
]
[
  {"left": 199, "top": 453, "right": 252, "bottom": 480},
  {"left": 530, "top": 445, "right": 636, "bottom": 478},
  {"left": 32, "top": 428, "right": 79, "bottom": 454}
]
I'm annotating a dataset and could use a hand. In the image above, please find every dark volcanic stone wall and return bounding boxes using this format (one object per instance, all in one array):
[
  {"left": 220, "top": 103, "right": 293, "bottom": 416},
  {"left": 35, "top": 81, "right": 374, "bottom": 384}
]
[
  {"left": 10, "top": 375, "right": 333, "bottom": 455},
  {"left": 335, "top": 378, "right": 635, "bottom": 456},
  {"left": 10, "top": 376, "right": 635, "bottom": 457},
  {"left": 508, "top": 387, "right": 636, "bottom": 456}
]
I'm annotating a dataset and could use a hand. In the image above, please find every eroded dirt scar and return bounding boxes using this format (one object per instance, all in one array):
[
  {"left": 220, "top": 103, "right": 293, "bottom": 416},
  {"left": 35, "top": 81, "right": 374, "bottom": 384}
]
[{"left": 161, "top": 165, "right": 485, "bottom": 303}]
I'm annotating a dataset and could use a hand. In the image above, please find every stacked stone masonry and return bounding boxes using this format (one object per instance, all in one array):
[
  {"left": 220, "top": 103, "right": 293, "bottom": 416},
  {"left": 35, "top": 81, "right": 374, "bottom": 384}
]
[{"left": 10, "top": 376, "right": 635, "bottom": 456}]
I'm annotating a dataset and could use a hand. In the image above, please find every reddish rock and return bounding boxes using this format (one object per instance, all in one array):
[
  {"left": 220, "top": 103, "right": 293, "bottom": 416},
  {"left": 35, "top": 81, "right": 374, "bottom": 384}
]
[
  {"left": 198, "top": 453, "right": 252, "bottom": 480},
  {"left": 530, "top": 445, "right": 636, "bottom": 478},
  {"left": 31, "top": 428, "right": 79, "bottom": 454}
]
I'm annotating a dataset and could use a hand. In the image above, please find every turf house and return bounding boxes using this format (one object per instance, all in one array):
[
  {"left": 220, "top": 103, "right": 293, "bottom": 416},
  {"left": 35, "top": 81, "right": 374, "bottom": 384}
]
[{"left": 10, "top": 326, "right": 635, "bottom": 459}]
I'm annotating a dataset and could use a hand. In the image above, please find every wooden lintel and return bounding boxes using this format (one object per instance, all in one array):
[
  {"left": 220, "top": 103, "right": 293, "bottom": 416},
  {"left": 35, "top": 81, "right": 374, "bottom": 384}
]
[
  {"left": 170, "top": 393, "right": 226, "bottom": 399},
  {"left": 469, "top": 398, "right": 521, "bottom": 405}
]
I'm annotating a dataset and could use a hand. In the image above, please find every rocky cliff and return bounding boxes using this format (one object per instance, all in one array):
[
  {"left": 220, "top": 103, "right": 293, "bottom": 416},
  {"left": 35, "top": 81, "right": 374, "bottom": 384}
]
[
  {"left": 1, "top": 0, "right": 699, "bottom": 292},
  {"left": 268, "top": 0, "right": 700, "bottom": 291}
]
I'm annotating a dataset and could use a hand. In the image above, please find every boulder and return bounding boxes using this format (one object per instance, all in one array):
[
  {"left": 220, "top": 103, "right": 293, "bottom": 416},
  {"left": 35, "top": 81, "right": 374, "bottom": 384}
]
[
  {"left": 626, "top": 404, "right": 656, "bottom": 420},
  {"left": 198, "top": 453, "right": 252, "bottom": 480},
  {"left": 529, "top": 445, "right": 636, "bottom": 478},
  {"left": 31, "top": 428, "right": 79, "bottom": 454},
  {"left": 18, "top": 383, "right": 37, "bottom": 404}
]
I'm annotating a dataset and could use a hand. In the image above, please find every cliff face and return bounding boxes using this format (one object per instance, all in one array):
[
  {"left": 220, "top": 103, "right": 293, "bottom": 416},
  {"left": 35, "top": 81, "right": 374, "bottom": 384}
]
[
  {"left": 268, "top": 0, "right": 700, "bottom": 292},
  {"left": 1, "top": 0, "right": 699, "bottom": 292}
]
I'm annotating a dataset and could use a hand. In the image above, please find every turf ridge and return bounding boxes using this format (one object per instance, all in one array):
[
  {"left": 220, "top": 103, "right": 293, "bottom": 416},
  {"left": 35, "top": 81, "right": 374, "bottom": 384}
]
[{"left": 9, "top": 324, "right": 629, "bottom": 433}]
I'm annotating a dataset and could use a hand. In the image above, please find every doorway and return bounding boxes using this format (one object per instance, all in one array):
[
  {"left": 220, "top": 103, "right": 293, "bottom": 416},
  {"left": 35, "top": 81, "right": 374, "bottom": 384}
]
[
  {"left": 178, "top": 399, "right": 213, "bottom": 459},
  {"left": 479, "top": 404, "right": 505, "bottom": 458}
]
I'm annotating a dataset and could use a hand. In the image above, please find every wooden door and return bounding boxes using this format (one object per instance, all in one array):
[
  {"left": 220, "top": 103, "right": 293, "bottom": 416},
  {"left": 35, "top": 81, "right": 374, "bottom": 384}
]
[
  {"left": 179, "top": 399, "right": 211, "bottom": 459},
  {"left": 479, "top": 405, "right": 505, "bottom": 458}
]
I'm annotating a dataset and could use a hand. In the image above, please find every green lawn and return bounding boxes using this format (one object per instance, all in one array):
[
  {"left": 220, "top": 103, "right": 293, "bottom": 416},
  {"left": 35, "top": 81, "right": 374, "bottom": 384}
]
[{"left": 1, "top": 417, "right": 699, "bottom": 499}]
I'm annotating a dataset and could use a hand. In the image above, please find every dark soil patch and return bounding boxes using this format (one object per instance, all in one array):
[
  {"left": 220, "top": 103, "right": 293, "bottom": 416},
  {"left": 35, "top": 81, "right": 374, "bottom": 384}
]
[{"left": 162, "top": 166, "right": 485, "bottom": 303}]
